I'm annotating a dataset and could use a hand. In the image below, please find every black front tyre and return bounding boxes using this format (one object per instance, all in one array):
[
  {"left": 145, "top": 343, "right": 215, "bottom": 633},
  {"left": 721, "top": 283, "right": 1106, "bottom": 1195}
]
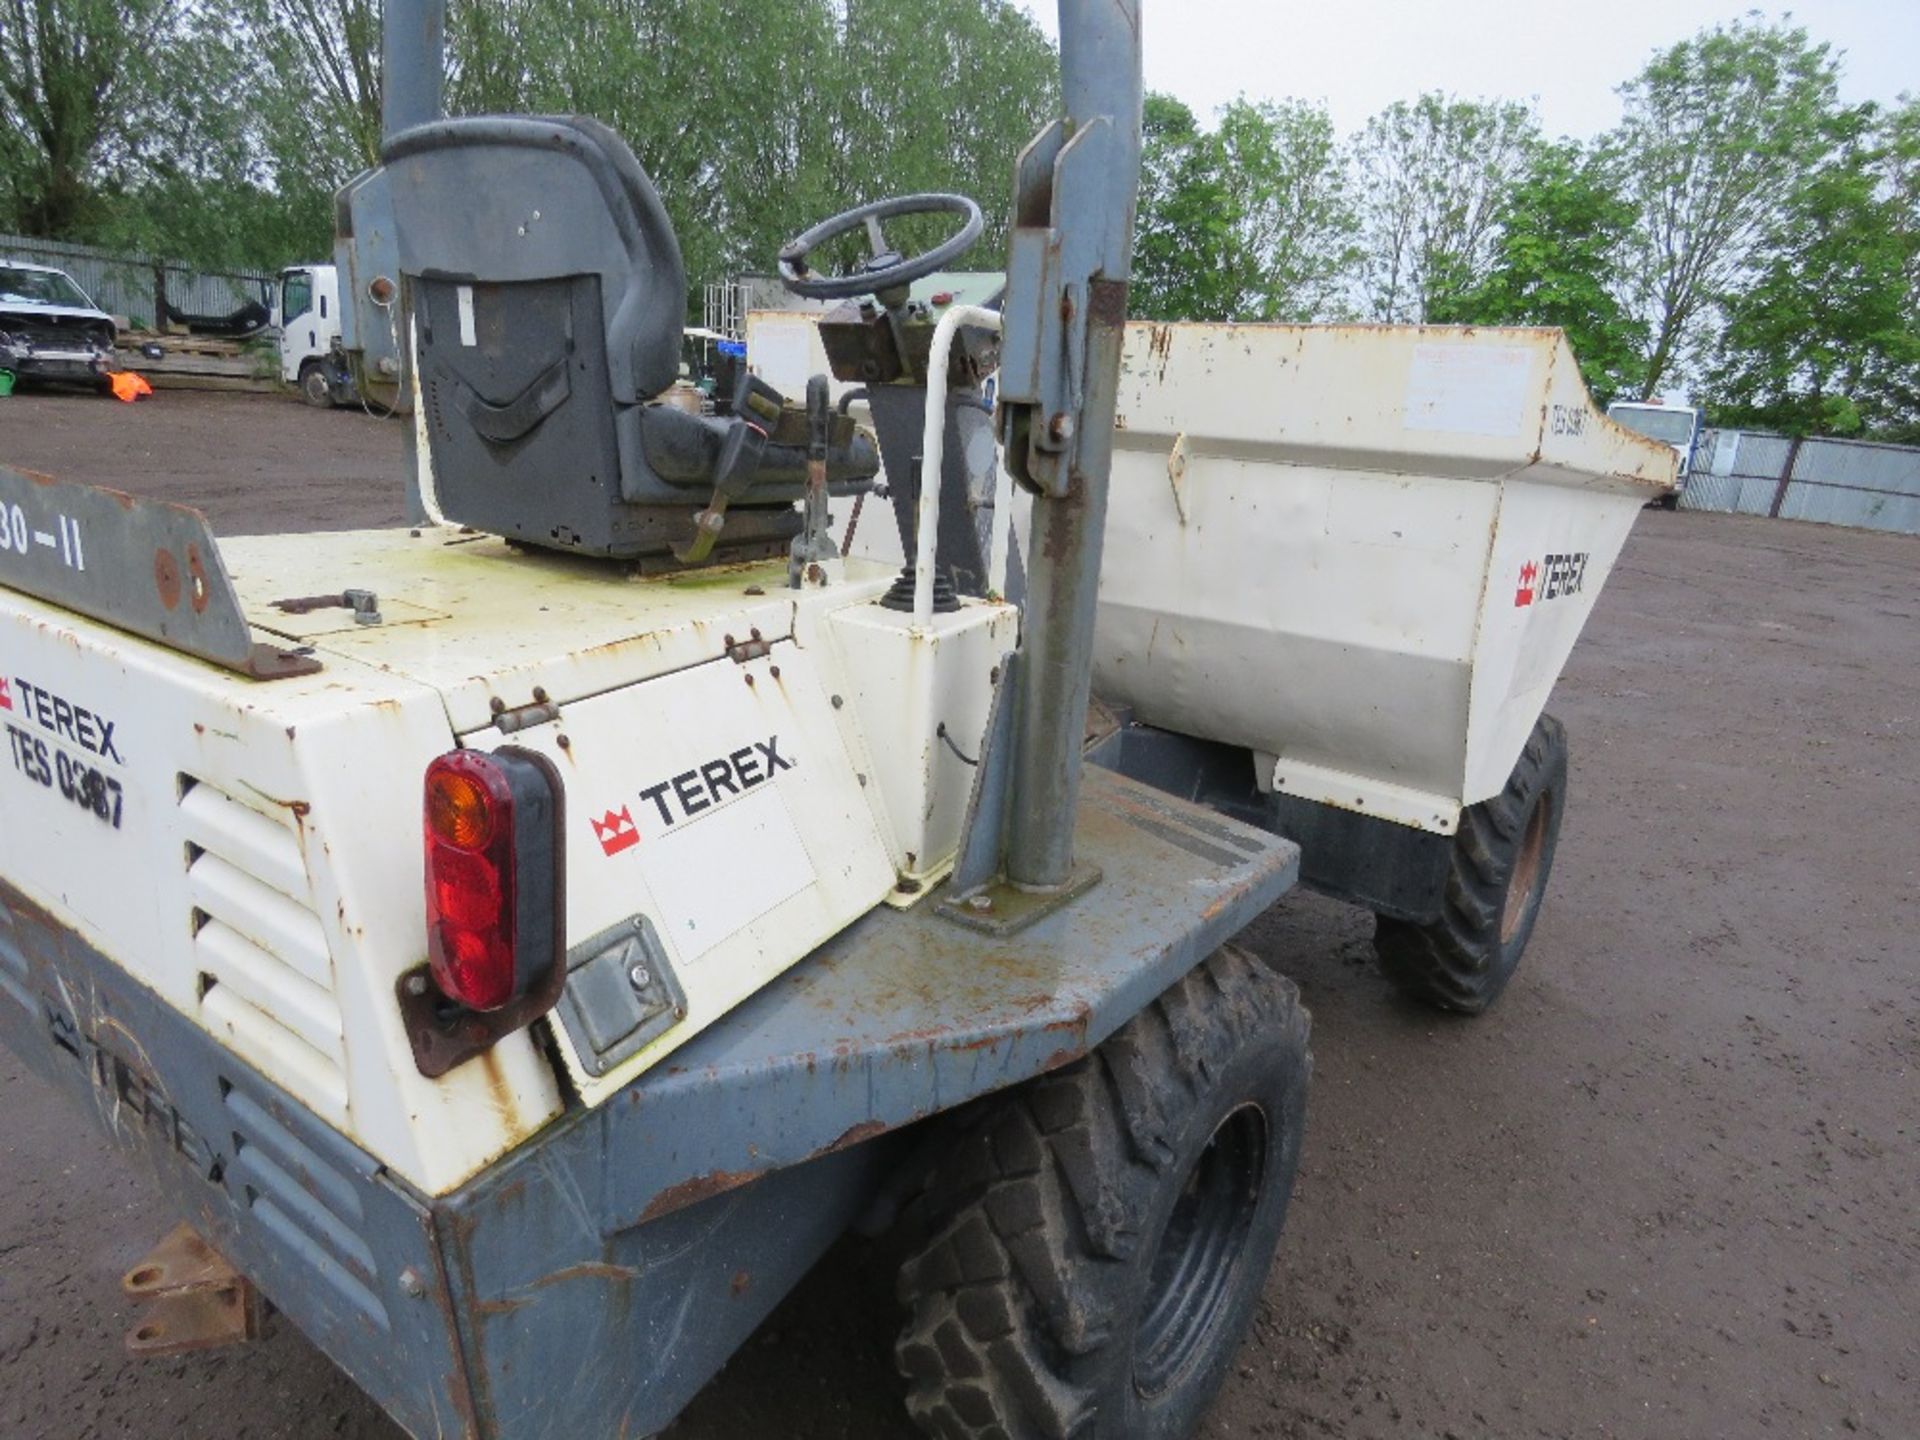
[
  {"left": 896, "top": 946, "right": 1311, "bottom": 1440},
  {"left": 1374, "top": 712, "right": 1568, "bottom": 1014},
  {"left": 298, "top": 359, "right": 334, "bottom": 408}
]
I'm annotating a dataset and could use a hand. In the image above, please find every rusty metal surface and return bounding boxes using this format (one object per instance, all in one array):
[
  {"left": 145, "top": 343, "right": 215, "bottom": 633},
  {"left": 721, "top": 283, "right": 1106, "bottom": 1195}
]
[
  {"left": 455, "top": 763, "right": 1293, "bottom": 1228},
  {"left": 0, "top": 876, "right": 477, "bottom": 1437},
  {"left": 125, "top": 1284, "right": 262, "bottom": 1357},
  {"left": 123, "top": 1221, "right": 242, "bottom": 1298},
  {"left": 219, "top": 525, "right": 903, "bottom": 734},
  {"left": 122, "top": 1223, "right": 264, "bottom": 1356},
  {"left": 0, "top": 465, "right": 319, "bottom": 680},
  {"left": 434, "top": 764, "right": 1295, "bottom": 1433},
  {"left": 0, "top": 757, "right": 1293, "bottom": 1438}
]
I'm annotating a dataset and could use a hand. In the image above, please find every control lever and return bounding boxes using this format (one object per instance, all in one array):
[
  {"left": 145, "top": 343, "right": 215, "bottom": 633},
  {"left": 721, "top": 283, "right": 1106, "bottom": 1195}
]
[
  {"left": 788, "top": 375, "right": 839, "bottom": 587},
  {"left": 673, "top": 370, "right": 784, "bottom": 565}
]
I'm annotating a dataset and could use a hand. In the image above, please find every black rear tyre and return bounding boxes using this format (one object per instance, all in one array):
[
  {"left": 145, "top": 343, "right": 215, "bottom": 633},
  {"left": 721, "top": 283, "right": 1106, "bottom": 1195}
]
[
  {"left": 895, "top": 946, "right": 1310, "bottom": 1440},
  {"left": 1374, "top": 712, "right": 1567, "bottom": 1014}
]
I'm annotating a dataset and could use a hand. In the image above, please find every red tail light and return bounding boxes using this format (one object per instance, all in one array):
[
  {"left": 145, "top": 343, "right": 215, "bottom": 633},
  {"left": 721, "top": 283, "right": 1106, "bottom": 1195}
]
[{"left": 424, "top": 749, "right": 560, "bottom": 1013}]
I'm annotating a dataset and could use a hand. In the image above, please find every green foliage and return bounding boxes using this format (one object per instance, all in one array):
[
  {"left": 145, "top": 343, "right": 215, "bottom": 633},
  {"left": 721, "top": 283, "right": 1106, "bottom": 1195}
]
[
  {"left": 2, "top": 0, "right": 1916, "bottom": 448},
  {"left": 0, "top": 0, "right": 1054, "bottom": 284},
  {"left": 442, "top": 0, "right": 1056, "bottom": 293},
  {"left": 1704, "top": 103, "right": 1920, "bottom": 442},
  {"left": 1351, "top": 92, "right": 1539, "bottom": 323},
  {"left": 1611, "top": 16, "right": 1845, "bottom": 399},
  {"left": 0, "top": 0, "right": 191, "bottom": 236},
  {"left": 1433, "top": 141, "right": 1646, "bottom": 405},
  {"left": 1133, "top": 94, "right": 1358, "bottom": 323}
]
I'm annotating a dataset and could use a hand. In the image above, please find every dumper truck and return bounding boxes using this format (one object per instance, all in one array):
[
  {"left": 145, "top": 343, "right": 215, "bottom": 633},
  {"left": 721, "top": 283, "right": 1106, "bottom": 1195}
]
[{"left": 0, "top": 3, "right": 1675, "bottom": 1437}]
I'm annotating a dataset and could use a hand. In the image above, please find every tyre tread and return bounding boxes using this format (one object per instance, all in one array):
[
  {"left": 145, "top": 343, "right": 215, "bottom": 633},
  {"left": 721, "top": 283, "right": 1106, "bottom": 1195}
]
[
  {"left": 896, "top": 947, "right": 1307, "bottom": 1438},
  {"left": 1374, "top": 713, "right": 1567, "bottom": 1013}
]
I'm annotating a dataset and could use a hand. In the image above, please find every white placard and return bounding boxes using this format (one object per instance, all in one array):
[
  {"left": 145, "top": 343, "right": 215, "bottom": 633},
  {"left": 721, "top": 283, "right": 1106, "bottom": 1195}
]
[
  {"left": 1403, "top": 344, "right": 1534, "bottom": 438},
  {"left": 640, "top": 783, "right": 817, "bottom": 963}
]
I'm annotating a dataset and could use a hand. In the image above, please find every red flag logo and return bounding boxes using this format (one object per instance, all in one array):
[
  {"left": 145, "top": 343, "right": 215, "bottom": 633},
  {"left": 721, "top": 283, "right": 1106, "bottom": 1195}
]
[
  {"left": 1514, "top": 560, "right": 1540, "bottom": 608},
  {"left": 592, "top": 806, "right": 640, "bottom": 857},
  {"left": 0, "top": 676, "right": 12, "bottom": 711}
]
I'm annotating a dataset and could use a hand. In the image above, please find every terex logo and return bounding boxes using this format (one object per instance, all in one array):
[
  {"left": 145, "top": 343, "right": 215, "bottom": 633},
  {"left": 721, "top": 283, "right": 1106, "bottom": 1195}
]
[
  {"left": 1514, "top": 561, "right": 1540, "bottom": 607},
  {"left": 641, "top": 736, "right": 795, "bottom": 829},
  {"left": 592, "top": 806, "right": 640, "bottom": 857},
  {"left": 1514, "top": 552, "right": 1590, "bottom": 609},
  {"left": 0, "top": 676, "right": 11, "bottom": 712},
  {"left": 590, "top": 735, "right": 797, "bottom": 857}
]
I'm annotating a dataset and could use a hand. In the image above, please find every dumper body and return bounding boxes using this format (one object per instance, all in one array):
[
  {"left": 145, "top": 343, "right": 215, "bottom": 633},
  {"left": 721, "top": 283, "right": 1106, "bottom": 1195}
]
[
  {"left": 1094, "top": 323, "right": 1675, "bottom": 837},
  {"left": 0, "top": 320, "right": 1665, "bottom": 1438},
  {"left": 0, "top": 489, "right": 1293, "bottom": 1435}
]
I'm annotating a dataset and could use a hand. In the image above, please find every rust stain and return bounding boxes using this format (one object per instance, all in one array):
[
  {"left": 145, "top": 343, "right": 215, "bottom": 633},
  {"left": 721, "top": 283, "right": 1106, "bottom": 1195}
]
[
  {"left": 638, "top": 1168, "right": 759, "bottom": 1224},
  {"left": 154, "top": 549, "right": 182, "bottom": 611},
  {"left": 730, "top": 1270, "right": 752, "bottom": 1298},
  {"left": 186, "top": 544, "right": 212, "bottom": 615},
  {"left": 825, "top": 1120, "right": 887, "bottom": 1153},
  {"left": 476, "top": 1050, "right": 518, "bottom": 1133},
  {"left": 530, "top": 1261, "right": 641, "bottom": 1290},
  {"left": 238, "top": 780, "right": 312, "bottom": 819}
]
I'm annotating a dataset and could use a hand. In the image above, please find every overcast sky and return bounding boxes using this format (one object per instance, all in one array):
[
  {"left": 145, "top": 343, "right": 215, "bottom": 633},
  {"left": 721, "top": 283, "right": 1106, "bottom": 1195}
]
[{"left": 1010, "top": 2, "right": 1918, "bottom": 139}]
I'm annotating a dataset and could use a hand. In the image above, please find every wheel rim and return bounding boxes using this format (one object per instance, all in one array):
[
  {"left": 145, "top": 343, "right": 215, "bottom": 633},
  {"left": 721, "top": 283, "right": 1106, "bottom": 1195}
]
[
  {"left": 1500, "top": 791, "right": 1553, "bottom": 944},
  {"left": 1133, "top": 1102, "right": 1268, "bottom": 1398},
  {"left": 303, "top": 370, "right": 328, "bottom": 403}
]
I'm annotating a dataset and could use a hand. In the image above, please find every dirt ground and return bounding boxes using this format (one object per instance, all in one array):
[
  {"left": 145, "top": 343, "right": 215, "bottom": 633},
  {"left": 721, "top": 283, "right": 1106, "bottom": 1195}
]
[
  {"left": 0, "top": 387, "right": 408, "bottom": 535},
  {"left": 0, "top": 387, "right": 1915, "bottom": 1439}
]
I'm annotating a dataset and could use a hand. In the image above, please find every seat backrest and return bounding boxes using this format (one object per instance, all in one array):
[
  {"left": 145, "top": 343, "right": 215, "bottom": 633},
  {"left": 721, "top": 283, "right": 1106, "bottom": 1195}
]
[
  {"left": 378, "top": 115, "right": 877, "bottom": 564},
  {"left": 384, "top": 115, "right": 686, "bottom": 402},
  {"left": 381, "top": 116, "right": 692, "bottom": 553}
]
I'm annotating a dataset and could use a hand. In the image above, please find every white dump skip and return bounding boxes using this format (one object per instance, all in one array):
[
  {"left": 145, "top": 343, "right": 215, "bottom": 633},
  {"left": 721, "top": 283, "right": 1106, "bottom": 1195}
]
[{"left": 1096, "top": 323, "right": 1676, "bottom": 835}]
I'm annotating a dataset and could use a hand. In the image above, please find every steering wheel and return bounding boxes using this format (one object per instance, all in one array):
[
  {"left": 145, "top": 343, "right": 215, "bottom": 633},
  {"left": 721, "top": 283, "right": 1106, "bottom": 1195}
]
[{"left": 778, "top": 193, "right": 984, "bottom": 301}]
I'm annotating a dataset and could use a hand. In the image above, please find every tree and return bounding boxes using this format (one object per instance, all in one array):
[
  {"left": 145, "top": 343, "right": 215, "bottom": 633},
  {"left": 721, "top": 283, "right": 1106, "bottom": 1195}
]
[
  {"left": 0, "top": 0, "right": 187, "bottom": 235},
  {"left": 1433, "top": 141, "right": 1645, "bottom": 404},
  {"left": 246, "top": 0, "right": 384, "bottom": 179},
  {"left": 1132, "top": 94, "right": 1358, "bottom": 323},
  {"left": 1351, "top": 92, "right": 1539, "bottom": 323},
  {"left": 1873, "top": 99, "right": 1920, "bottom": 437},
  {"left": 448, "top": 0, "right": 1056, "bottom": 295},
  {"left": 1133, "top": 94, "right": 1231, "bottom": 320},
  {"left": 229, "top": 0, "right": 383, "bottom": 260},
  {"left": 1705, "top": 102, "right": 1920, "bottom": 440},
  {"left": 1611, "top": 16, "right": 1844, "bottom": 399}
]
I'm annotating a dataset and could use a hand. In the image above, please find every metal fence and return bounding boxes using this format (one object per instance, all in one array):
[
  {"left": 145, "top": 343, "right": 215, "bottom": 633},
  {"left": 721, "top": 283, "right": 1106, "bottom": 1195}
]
[
  {"left": 1684, "top": 429, "right": 1920, "bottom": 537},
  {"left": 0, "top": 232, "right": 275, "bottom": 332}
]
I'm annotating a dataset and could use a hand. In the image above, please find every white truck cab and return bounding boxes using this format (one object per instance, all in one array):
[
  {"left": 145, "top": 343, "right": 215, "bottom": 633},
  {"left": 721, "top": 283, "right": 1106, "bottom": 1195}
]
[
  {"left": 275, "top": 264, "right": 349, "bottom": 406},
  {"left": 1606, "top": 400, "right": 1701, "bottom": 508}
]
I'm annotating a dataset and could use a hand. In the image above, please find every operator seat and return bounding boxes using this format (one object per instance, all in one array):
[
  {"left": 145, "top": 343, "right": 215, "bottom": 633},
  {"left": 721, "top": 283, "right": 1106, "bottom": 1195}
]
[{"left": 381, "top": 115, "right": 876, "bottom": 562}]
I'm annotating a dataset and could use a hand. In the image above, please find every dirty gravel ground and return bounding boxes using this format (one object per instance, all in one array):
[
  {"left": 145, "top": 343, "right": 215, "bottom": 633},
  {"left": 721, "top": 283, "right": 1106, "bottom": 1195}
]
[{"left": 0, "top": 388, "right": 1915, "bottom": 1438}]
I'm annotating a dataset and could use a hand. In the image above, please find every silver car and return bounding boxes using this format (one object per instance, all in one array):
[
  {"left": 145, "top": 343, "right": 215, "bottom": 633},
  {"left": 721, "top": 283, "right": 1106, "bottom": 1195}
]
[{"left": 0, "top": 260, "right": 119, "bottom": 389}]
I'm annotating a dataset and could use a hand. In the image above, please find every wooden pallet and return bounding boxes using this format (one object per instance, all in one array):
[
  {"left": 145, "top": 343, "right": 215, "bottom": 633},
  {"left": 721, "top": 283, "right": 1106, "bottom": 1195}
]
[{"left": 119, "top": 330, "right": 277, "bottom": 391}]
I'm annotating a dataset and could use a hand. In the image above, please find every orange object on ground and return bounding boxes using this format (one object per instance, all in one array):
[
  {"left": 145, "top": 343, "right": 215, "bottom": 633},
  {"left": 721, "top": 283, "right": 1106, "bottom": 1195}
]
[{"left": 108, "top": 371, "right": 154, "bottom": 402}]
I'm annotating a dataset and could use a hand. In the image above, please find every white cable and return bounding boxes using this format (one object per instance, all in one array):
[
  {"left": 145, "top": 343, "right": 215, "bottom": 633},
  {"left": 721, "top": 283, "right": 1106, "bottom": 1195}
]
[
  {"left": 406, "top": 308, "right": 447, "bottom": 527},
  {"left": 915, "top": 304, "right": 1002, "bottom": 628},
  {"left": 987, "top": 447, "right": 1014, "bottom": 598}
]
